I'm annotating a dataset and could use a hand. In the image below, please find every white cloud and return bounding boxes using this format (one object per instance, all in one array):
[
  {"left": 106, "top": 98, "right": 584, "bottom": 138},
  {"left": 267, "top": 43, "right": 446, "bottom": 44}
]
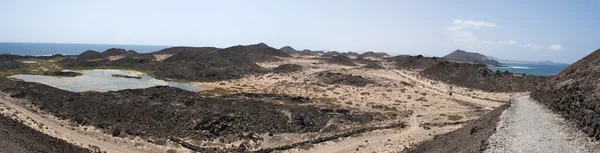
[
  {"left": 497, "top": 40, "right": 517, "bottom": 45},
  {"left": 447, "top": 20, "right": 497, "bottom": 31},
  {"left": 548, "top": 44, "right": 563, "bottom": 50},
  {"left": 481, "top": 41, "right": 494, "bottom": 44},
  {"left": 520, "top": 43, "right": 542, "bottom": 49},
  {"left": 444, "top": 20, "right": 497, "bottom": 47}
]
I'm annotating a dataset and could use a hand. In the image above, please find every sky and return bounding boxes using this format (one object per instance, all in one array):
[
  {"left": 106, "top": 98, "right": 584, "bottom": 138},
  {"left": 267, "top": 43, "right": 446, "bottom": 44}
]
[{"left": 0, "top": 0, "right": 599, "bottom": 63}]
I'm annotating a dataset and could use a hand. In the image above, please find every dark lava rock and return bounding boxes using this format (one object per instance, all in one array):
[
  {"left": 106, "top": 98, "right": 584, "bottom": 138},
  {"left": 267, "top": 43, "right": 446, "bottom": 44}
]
[
  {"left": 111, "top": 74, "right": 142, "bottom": 79},
  {"left": 0, "top": 60, "right": 23, "bottom": 70},
  {"left": 405, "top": 104, "right": 508, "bottom": 153},
  {"left": 273, "top": 64, "right": 303, "bottom": 74},
  {"left": 359, "top": 51, "right": 389, "bottom": 59},
  {"left": 0, "top": 79, "right": 387, "bottom": 143},
  {"left": 531, "top": 48, "right": 600, "bottom": 140},
  {"left": 0, "top": 54, "right": 25, "bottom": 70},
  {"left": 421, "top": 61, "right": 549, "bottom": 92},
  {"left": 326, "top": 55, "right": 357, "bottom": 66},
  {"left": 317, "top": 72, "right": 374, "bottom": 87},
  {"left": 152, "top": 46, "right": 219, "bottom": 55},
  {"left": 219, "top": 43, "right": 291, "bottom": 62},
  {"left": 321, "top": 51, "right": 343, "bottom": 57},
  {"left": 77, "top": 50, "right": 106, "bottom": 61},
  {"left": 362, "top": 62, "right": 386, "bottom": 69},
  {"left": 279, "top": 46, "right": 297, "bottom": 54},
  {"left": 0, "top": 115, "right": 91, "bottom": 153},
  {"left": 60, "top": 43, "right": 292, "bottom": 82},
  {"left": 389, "top": 55, "right": 443, "bottom": 69},
  {"left": 43, "top": 71, "right": 82, "bottom": 77},
  {"left": 102, "top": 48, "right": 128, "bottom": 56},
  {"left": 341, "top": 52, "right": 360, "bottom": 57}
]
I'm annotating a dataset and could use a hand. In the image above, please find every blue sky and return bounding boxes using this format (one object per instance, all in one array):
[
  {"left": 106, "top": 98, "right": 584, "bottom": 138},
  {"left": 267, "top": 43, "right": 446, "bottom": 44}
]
[{"left": 1, "top": 0, "right": 598, "bottom": 63}]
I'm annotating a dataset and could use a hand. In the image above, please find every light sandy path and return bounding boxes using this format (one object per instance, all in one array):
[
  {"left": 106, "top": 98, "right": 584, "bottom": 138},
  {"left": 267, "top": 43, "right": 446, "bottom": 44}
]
[
  {"left": 485, "top": 96, "right": 600, "bottom": 153},
  {"left": 0, "top": 93, "right": 185, "bottom": 153},
  {"left": 388, "top": 68, "right": 502, "bottom": 109}
]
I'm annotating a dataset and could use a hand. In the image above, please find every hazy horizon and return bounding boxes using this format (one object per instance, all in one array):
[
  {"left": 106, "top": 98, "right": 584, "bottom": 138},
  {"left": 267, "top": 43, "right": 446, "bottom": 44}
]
[{"left": 1, "top": 0, "right": 599, "bottom": 63}]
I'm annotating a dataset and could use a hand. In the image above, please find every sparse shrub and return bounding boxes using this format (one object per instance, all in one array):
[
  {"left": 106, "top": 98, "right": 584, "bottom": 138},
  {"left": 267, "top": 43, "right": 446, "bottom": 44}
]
[
  {"left": 299, "top": 143, "right": 314, "bottom": 150},
  {"left": 111, "top": 128, "right": 121, "bottom": 137},
  {"left": 415, "top": 97, "right": 428, "bottom": 102},
  {"left": 89, "top": 145, "right": 102, "bottom": 153},
  {"left": 447, "top": 115, "right": 463, "bottom": 121},
  {"left": 384, "top": 111, "right": 397, "bottom": 117},
  {"left": 166, "top": 149, "right": 177, "bottom": 153}
]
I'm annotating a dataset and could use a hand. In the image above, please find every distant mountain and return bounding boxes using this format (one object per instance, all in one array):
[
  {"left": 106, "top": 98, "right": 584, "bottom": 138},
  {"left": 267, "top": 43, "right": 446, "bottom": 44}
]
[
  {"left": 359, "top": 51, "right": 390, "bottom": 58},
  {"left": 279, "top": 46, "right": 297, "bottom": 54},
  {"left": 443, "top": 49, "right": 501, "bottom": 66}
]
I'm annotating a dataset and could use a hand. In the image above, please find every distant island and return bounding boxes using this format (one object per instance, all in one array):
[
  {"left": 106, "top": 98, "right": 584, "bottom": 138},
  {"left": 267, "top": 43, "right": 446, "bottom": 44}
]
[
  {"left": 487, "top": 57, "right": 567, "bottom": 65},
  {"left": 442, "top": 49, "right": 502, "bottom": 66}
]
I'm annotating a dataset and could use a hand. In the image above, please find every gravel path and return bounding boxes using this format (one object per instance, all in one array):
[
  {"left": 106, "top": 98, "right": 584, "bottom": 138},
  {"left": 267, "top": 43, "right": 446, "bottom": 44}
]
[{"left": 485, "top": 96, "right": 600, "bottom": 153}]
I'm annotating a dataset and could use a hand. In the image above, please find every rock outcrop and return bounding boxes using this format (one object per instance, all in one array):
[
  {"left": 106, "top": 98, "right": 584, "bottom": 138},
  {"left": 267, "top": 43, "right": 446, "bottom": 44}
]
[
  {"left": 530, "top": 48, "right": 600, "bottom": 139},
  {"left": 279, "top": 46, "right": 297, "bottom": 54},
  {"left": 390, "top": 55, "right": 443, "bottom": 69},
  {"left": 0, "top": 115, "right": 91, "bottom": 153},
  {"left": 421, "top": 61, "right": 549, "bottom": 92},
  {"left": 326, "top": 55, "right": 357, "bottom": 66},
  {"left": 359, "top": 51, "right": 389, "bottom": 59},
  {"left": 60, "top": 43, "right": 291, "bottom": 81}
]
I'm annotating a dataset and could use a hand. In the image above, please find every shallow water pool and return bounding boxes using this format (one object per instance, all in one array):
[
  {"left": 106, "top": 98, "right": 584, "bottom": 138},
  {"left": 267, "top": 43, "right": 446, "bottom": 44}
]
[{"left": 8, "top": 69, "right": 202, "bottom": 92}]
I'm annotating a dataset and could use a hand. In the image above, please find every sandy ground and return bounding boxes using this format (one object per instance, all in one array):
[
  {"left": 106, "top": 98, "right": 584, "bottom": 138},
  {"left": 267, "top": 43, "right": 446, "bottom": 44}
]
[
  {"left": 194, "top": 56, "right": 519, "bottom": 152},
  {"left": 0, "top": 93, "right": 193, "bottom": 153},
  {"left": 485, "top": 96, "right": 600, "bottom": 153},
  {"left": 153, "top": 54, "right": 173, "bottom": 61}
]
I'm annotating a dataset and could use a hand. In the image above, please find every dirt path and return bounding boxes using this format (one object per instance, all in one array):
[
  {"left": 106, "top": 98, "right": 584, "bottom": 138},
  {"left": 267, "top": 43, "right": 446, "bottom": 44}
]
[
  {"left": 287, "top": 109, "right": 471, "bottom": 153},
  {"left": 0, "top": 93, "right": 187, "bottom": 153},
  {"left": 292, "top": 114, "right": 419, "bottom": 153},
  {"left": 485, "top": 96, "right": 600, "bottom": 153},
  {"left": 380, "top": 63, "right": 504, "bottom": 109}
]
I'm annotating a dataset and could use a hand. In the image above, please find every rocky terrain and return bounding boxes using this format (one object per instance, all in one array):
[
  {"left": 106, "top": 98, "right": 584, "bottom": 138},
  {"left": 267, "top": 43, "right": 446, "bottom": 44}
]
[
  {"left": 316, "top": 72, "right": 374, "bottom": 87},
  {"left": 390, "top": 55, "right": 443, "bottom": 69},
  {"left": 0, "top": 78, "right": 392, "bottom": 152},
  {"left": 325, "top": 55, "right": 358, "bottom": 66},
  {"left": 0, "top": 115, "right": 91, "bottom": 153},
  {"left": 358, "top": 51, "right": 389, "bottom": 59},
  {"left": 362, "top": 62, "right": 386, "bottom": 69},
  {"left": 0, "top": 43, "right": 549, "bottom": 153},
  {"left": 406, "top": 104, "right": 507, "bottom": 153},
  {"left": 443, "top": 49, "right": 501, "bottom": 66},
  {"left": 531, "top": 48, "right": 600, "bottom": 140},
  {"left": 59, "top": 43, "right": 291, "bottom": 81},
  {"left": 421, "top": 61, "right": 549, "bottom": 92}
]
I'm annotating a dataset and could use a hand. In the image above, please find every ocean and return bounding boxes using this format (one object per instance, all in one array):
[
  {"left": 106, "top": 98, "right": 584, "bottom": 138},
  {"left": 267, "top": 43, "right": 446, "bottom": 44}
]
[
  {"left": 488, "top": 63, "right": 570, "bottom": 76},
  {"left": 0, "top": 42, "right": 171, "bottom": 56}
]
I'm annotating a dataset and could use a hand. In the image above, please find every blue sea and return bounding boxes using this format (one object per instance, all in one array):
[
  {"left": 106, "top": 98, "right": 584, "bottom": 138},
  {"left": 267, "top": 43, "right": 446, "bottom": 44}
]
[
  {"left": 0, "top": 42, "right": 171, "bottom": 56},
  {"left": 488, "top": 63, "right": 570, "bottom": 76}
]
